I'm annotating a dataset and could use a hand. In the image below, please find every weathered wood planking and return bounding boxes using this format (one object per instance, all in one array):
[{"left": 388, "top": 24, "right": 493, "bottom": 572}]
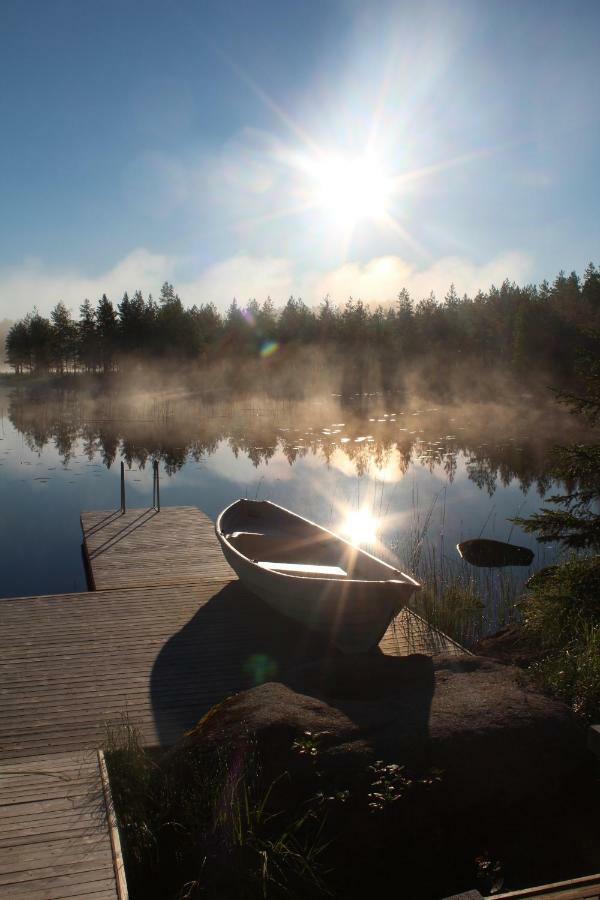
[
  {"left": 0, "top": 580, "right": 464, "bottom": 761},
  {"left": 490, "top": 871, "right": 600, "bottom": 898},
  {"left": 81, "top": 506, "right": 234, "bottom": 590},
  {"left": 0, "top": 752, "right": 118, "bottom": 899}
]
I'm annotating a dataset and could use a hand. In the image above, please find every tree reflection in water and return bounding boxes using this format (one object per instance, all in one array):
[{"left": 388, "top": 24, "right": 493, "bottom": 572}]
[{"left": 6, "top": 385, "right": 591, "bottom": 497}]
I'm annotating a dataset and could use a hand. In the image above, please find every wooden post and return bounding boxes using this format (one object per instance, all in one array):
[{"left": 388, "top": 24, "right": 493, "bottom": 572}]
[
  {"left": 120, "top": 461, "right": 125, "bottom": 514},
  {"left": 155, "top": 459, "right": 160, "bottom": 512}
]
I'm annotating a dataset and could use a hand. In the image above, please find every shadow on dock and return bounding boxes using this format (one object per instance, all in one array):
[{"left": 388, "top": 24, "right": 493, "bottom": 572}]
[{"left": 150, "top": 581, "right": 434, "bottom": 753}]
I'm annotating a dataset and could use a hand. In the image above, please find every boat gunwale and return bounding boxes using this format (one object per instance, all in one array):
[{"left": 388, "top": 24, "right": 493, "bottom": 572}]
[{"left": 215, "top": 499, "right": 421, "bottom": 590}]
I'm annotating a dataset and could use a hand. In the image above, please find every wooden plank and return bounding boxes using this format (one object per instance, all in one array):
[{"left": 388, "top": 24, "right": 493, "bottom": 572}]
[
  {"left": 490, "top": 872, "right": 600, "bottom": 898},
  {"left": 81, "top": 506, "right": 234, "bottom": 590},
  {"left": 0, "top": 752, "right": 117, "bottom": 899},
  {"left": 98, "top": 751, "right": 128, "bottom": 900}
]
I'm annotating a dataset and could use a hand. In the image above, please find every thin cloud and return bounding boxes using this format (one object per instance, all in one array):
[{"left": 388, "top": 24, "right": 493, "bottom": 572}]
[
  {"left": 0, "top": 248, "right": 532, "bottom": 320},
  {"left": 0, "top": 249, "right": 174, "bottom": 319}
]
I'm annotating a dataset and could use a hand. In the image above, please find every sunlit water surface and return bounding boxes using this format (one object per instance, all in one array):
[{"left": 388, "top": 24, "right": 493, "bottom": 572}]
[{"left": 0, "top": 385, "right": 577, "bottom": 601}]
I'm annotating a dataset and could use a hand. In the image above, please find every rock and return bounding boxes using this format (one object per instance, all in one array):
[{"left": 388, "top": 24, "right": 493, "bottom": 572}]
[
  {"left": 171, "top": 654, "right": 594, "bottom": 898},
  {"left": 178, "top": 652, "right": 589, "bottom": 814},
  {"left": 473, "top": 623, "right": 544, "bottom": 667}
]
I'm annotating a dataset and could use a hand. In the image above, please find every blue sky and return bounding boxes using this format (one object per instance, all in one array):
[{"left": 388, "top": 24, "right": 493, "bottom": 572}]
[{"left": 1, "top": 0, "right": 599, "bottom": 318}]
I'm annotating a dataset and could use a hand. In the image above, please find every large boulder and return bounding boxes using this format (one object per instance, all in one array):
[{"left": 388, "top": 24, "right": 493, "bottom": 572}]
[
  {"left": 172, "top": 654, "right": 594, "bottom": 897},
  {"left": 181, "top": 653, "right": 588, "bottom": 807}
]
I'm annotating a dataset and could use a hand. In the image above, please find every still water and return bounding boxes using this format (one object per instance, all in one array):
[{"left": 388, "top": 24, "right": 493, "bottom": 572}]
[{"left": 0, "top": 383, "right": 576, "bottom": 600}]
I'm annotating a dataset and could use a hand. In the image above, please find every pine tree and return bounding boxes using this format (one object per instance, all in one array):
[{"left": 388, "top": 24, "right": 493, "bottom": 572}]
[
  {"left": 5, "top": 318, "right": 32, "bottom": 373},
  {"left": 78, "top": 299, "right": 97, "bottom": 372},
  {"left": 50, "top": 302, "right": 77, "bottom": 373},
  {"left": 96, "top": 295, "right": 118, "bottom": 373},
  {"left": 514, "top": 332, "right": 600, "bottom": 550}
]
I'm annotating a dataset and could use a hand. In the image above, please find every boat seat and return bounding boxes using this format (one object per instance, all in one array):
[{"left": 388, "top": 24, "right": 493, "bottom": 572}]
[
  {"left": 227, "top": 531, "right": 314, "bottom": 557},
  {"left": 256, "top": 561, "right": 347, "bottom": 577}
]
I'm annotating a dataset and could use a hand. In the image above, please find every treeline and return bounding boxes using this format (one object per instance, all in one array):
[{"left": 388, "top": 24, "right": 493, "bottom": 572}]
[{"left": 5, "top": 266, "right": 600, "bottom": 381}]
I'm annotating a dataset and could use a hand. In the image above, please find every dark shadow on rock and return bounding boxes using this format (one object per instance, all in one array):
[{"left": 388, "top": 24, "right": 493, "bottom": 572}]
[{"left": 151, "top": 580, "right": 590, "bottom": 813}]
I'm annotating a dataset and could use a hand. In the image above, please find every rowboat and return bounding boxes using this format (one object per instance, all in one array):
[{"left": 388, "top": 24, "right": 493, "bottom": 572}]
[{"left": 215, "top": 499, "right": 420, "bottom": 654}]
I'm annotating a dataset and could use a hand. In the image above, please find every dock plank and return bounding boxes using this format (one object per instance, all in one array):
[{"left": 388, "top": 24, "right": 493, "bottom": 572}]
[
  {"left": 0, "top": 580, "right": 463, "bottom": 760},
  {"left": 0, "top": 753, "right": 117, "bottom": 899},
  {"left": 81, "top": 506, "right": 233, "bottom": 590}
]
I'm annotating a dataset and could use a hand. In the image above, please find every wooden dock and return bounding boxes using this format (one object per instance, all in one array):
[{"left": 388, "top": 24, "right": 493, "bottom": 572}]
[
  {"left": 0, "top": 752, "right": 118, "bottom": 899},
  {"left": 81, "top": 506, "right": 233, "bottom": 590},
  {"left": 0, "top": 504, "right": 465, "bottom": 898}
]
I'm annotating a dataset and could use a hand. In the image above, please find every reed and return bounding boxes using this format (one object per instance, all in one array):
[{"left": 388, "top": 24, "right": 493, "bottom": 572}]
[
  {"left": 391, "top": 493, "right": 520, "bottom": 647},
  {"left": 103, "top": 719, "right": 330, "bottom": 900}
]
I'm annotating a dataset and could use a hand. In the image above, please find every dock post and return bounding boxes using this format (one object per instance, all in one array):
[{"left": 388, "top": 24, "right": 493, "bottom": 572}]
[
  {"left": 153, "top": 459, "right": 161, "bottom": 512},
  {"left": 120, "top": 461, "right": 126, "bottom": 513}
]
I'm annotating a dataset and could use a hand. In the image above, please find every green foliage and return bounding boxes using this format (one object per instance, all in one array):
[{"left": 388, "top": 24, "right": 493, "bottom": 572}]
[
  {"left": 513, "top": 330, "right": 600, "bottom": 551},
  {"left": 409, "top": 576, "right": 488, "bottom": 647},
  {"left": 366, "top": 761, "right": 441, "bottom": 813},
  {"left": 105, "top": 717, "right": 447, "bottom": 899},
  {"left": 523, "top": 556, "right": 600, "bottom": 719},
  {"left": 104, "top": 721, "right": 330, "bottom": 900}
]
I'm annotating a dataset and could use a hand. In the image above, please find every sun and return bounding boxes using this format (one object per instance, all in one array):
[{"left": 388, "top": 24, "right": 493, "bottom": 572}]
[
  {"left": 306, "top": 153, "right": 391, "bottom": 225},
  {"left": 340, "top": 507, "right": 380, "bottom": 546}
]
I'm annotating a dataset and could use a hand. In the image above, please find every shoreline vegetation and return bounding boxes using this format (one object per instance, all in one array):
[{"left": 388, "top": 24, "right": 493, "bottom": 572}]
[{"left": 3, "top": 265, "right": 600, "bottom": 395}]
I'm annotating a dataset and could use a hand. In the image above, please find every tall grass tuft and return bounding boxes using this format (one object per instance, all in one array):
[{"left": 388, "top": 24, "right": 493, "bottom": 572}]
[
  {"left": 392, "top": 493, "right": 520, "bottom": 647},
  {"left": 522, "top": 555, "right": 600, "bottom": 720},
  {"left": 103, "top": 719, "right": 330, "bottom": 899}
]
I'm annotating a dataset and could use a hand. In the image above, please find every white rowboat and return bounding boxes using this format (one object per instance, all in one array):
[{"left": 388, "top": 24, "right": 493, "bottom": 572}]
[{"left": 215, "top": 499, "right": 420, "bottom": 654}]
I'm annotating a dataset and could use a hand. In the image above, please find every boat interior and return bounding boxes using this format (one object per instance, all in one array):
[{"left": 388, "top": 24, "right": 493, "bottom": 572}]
[{"left": 221, "top": 502, "right": 408, "bottom": 582}]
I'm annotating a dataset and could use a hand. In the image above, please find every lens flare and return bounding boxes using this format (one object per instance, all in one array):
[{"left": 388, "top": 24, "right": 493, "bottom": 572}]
[
  {"left": 260, "top": 340, "right": 280, "bottom": 358},
  {"left": 340, "top": 507, "right": 379, "bottom": 546}
]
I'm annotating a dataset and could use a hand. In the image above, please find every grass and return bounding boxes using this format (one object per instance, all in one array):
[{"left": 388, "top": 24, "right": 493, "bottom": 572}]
[
  {"left": 391, "top": 493, "right": 521, "bottom": 648},
  {"left": 103, "top": 719, "right": 449, "bottom": 899},
  {"left": 103, "top": 720, "right": 330, "bottom": 900},
  {"left": 521, "top": 555, "right": 600, "bottom": 720}
]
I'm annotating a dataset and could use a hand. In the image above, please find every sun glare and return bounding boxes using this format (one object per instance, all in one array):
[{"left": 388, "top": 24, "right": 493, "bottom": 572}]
[
  {"left": 308, "top": 154, "right": 391, "bottom": 224},
  {"left": 341, "top": 507, "right": 380, "bottom": 546}
]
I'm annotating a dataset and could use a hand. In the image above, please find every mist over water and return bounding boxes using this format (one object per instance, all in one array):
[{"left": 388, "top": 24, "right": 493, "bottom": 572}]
[{"left": 1, "top": 376, "right": 587, "bottom": 603}]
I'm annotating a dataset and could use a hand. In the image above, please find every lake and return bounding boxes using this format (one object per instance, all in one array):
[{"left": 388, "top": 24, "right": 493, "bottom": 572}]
[{"left": 0, "top": 382, "right": 578, "bottom": 604}]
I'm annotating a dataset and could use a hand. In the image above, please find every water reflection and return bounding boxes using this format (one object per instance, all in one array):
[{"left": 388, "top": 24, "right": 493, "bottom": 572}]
[
  {"left": 0, "top": 384, "right": 590, "bottom": 600},
  {"left": 4, "top": 385, "right": 585, "bottom": 496}
]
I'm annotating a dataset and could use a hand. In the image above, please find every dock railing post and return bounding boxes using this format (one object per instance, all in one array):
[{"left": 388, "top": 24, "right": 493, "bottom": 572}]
[
  {"left": 153, "top": 459, "right": 161, "bottom": 512},
  {"left": 120, "top": 461, "right": 126, "bottom": 514}
]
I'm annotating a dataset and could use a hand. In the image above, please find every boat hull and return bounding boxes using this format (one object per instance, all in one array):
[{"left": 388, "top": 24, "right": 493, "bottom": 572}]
[{"left": 216, "top": 500, "right": 420, "bottom": 654}]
